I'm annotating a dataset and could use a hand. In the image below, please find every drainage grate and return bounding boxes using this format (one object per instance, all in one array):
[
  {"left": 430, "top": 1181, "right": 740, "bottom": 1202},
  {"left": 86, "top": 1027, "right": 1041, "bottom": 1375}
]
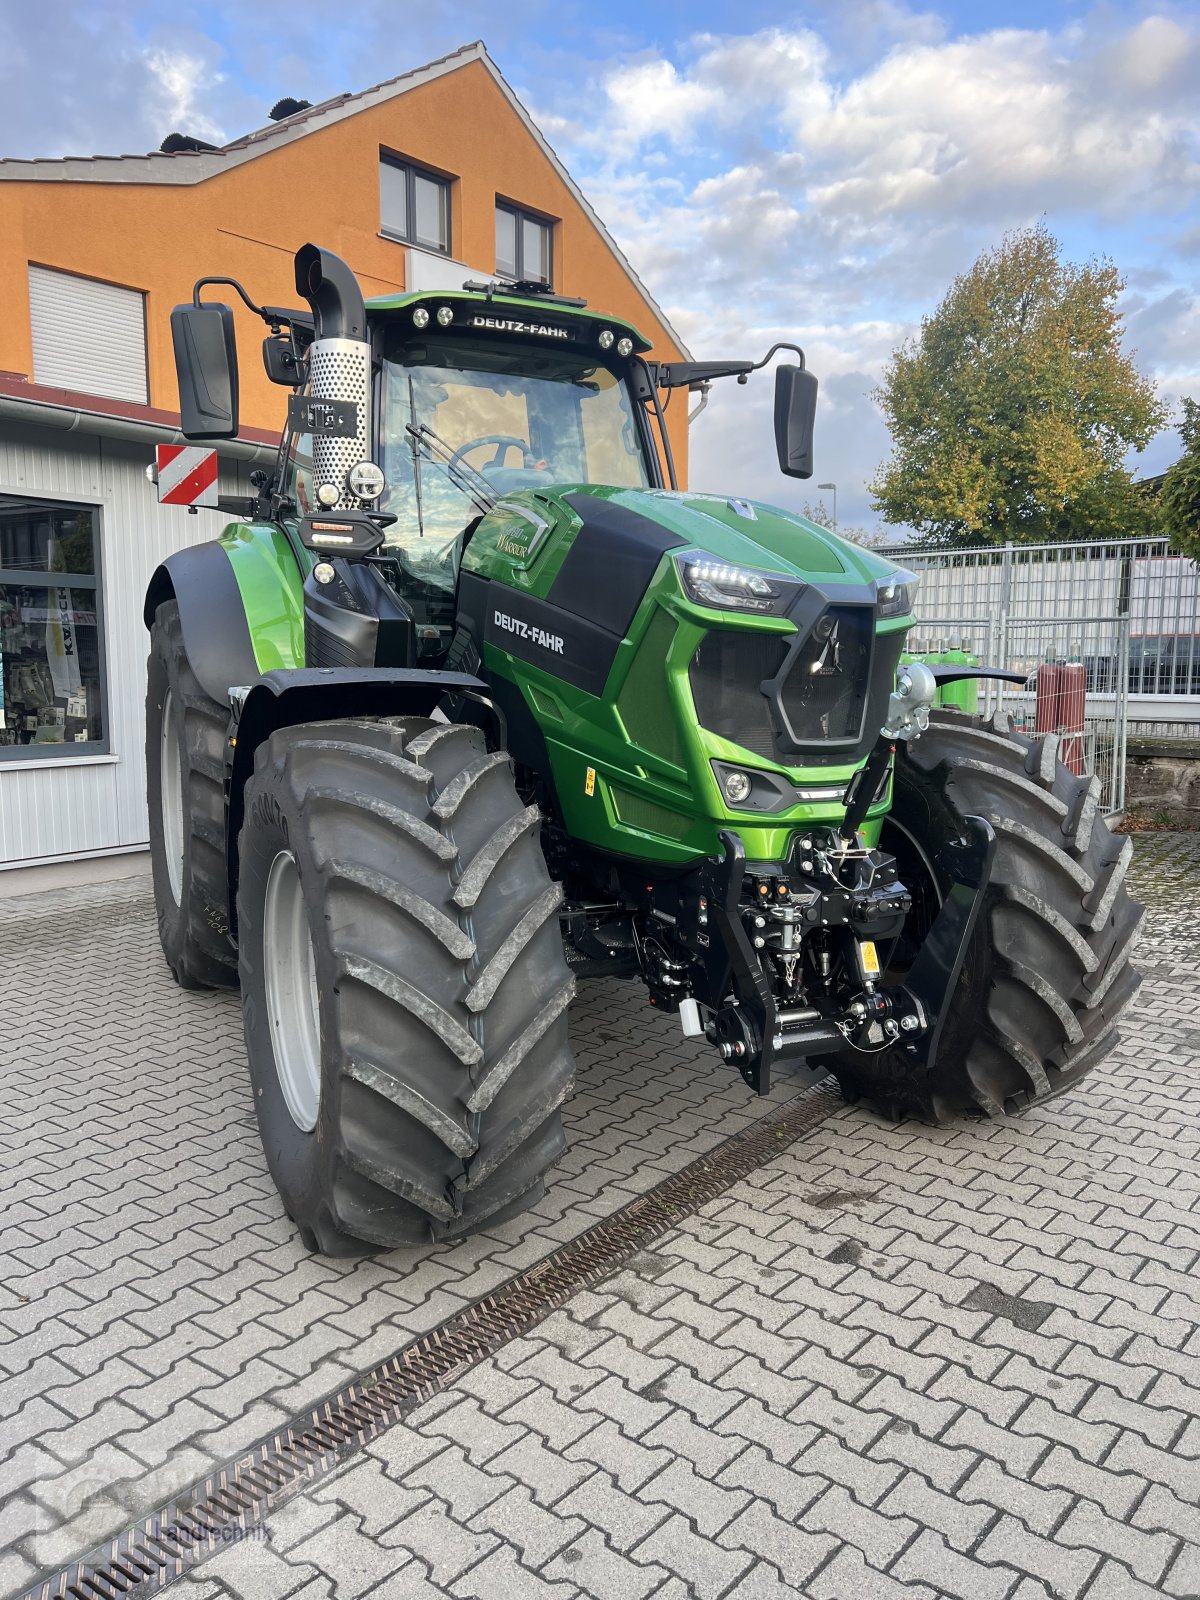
[{"left": 17, "top": 1077, "right": 840, "bottom": 1600}]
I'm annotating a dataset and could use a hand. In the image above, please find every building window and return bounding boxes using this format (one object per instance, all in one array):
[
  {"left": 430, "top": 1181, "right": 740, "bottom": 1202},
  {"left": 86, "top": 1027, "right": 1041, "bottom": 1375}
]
[
  {"left": 28, "top": 265, "right": 148, "bottom": 405},
  {"left": 0, "top": 495, "right": 107, "bottom": 758},
  {"left": 380, "top": 155, "right": 451, "bottom": 254},
  {"left": 495, "top": 202, "right": 553, "bottom": 286}
]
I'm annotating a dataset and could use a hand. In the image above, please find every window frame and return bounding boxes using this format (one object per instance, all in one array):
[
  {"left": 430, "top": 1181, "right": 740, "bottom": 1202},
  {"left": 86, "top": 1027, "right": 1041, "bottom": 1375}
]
[
  {"left": 379, "top": 152, "right": 453, "bottom": 256},
  {"left": 0, "top": 489, "right": 110, "bottom": 763},
  {"left": 495, "top": 200, "right": 555, "bottom": 287}
]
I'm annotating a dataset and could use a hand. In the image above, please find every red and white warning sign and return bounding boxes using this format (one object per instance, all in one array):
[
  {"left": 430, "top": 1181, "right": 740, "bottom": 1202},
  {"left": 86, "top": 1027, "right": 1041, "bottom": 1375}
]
[{"left": 155, "top": 444, "right": 219, "bottom": 508}]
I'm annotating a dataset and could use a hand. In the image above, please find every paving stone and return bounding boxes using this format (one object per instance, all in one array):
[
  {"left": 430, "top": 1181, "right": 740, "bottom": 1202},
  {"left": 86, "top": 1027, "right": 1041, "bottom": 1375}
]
[
  {"left": 557, "top": 1467, "right": 669, "bottom": 1553},
  {"left": 1084, "top": 1559, "right": 1177, "bottom": 1600},
  {"left": 975, "top": 1514, "right": 1101, "bottom": 1599},
  {"left": 635, "top": 1509, "right": 755, "bottom": 1599},
  {"left": 642, "top": 1407, "right": 745, "bottom": 1477},
  {"left": 1162, "top": 1540, "right": 1200, "bottom": 1599},
  {"left": 449, "top": 1542, "right": 579, "bottom": 1599},
  {"left": 1056, "top": 1500, "right": 1178, "bottom": 1587},
  {"left": 803, "top": 1481, "right": 918, "bottom": 1566},
  {"left": 643, "top": 1366, "right": 741, "bottom": 1426},
  {"left": 311, "top": 1456, "right": 428, "bottom": 1538},
  {"left": 793, "top": 1433, "right": 901, "bottom": 1506},
  {"left": 381, "top": 1498, "right": 497, "bottom": 1587},
  {"left": 213, "top": 1530, "right": 342, "bottom": 1599},
  {"left": 891, "top": 1528, "right": 1017, "bottom": 1600},
  {"left": 806, "top": 1547, "right": 942, "bottom": 1600},
  {"left": 879, "top": 1467, "right": 994, "bottom": 1554},
  {"left": 960, "top": 1457, "right": 1072, "bottom": 1537},
  {"left": 717, "top": 1499, "right": 838, "bottom": 1589},
  {"left": 563, "top": 1418, "right": 673, "bottom": 1495},
  {"left": 637, "top": 1456, "right": 748, "bottom": 1537},
  {"left": 491, "top": 1430, "right": 595, "bottom": 1507},
  {"left": 468, "top": 1483, "right": 584, "bottom": 1568},
  {"left": 1079, "top": 1383, "right": 1189, "bottom": 1448},
  {"left": 543, "top": 1525, "right": 667, "bottom": 1598}
]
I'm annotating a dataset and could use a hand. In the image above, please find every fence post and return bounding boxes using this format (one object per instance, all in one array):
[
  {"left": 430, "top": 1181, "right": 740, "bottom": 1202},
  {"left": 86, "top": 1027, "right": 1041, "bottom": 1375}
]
[
  {"left": 1113, "top": 615, "right": 1131, "bottom": 814},
  {"left": 998, "top": 544, "right": 1014, "bottom": 721}
]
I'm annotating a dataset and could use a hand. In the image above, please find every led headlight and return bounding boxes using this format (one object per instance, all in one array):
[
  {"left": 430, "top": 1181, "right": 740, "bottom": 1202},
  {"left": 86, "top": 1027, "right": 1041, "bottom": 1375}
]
[
  {"left": 412, "top": 306, "right": 430, "bottom": 329},
  {"left": 676, "top": 554, "right": 801, "bottom": 615},
  {"left": 598, "top": 328, "right": 615, "bottom": 350},
  {"left": 316, "top": 482, "right": 340, "bottom": 508},
  {"left": 436, "top": 305, "right": 454, "bottom": 327},
  {"left": 616, "top": 336, "right": 634, "bottom": 357},
  {"left": 875, "top": 569, "right": 918, "bottom": 618},
  {"left": 348, "top": 460, "right": 385, "bottom": 501}
]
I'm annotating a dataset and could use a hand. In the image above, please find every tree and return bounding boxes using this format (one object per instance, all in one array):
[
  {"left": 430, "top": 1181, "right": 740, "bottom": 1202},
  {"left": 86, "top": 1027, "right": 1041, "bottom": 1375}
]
[
  {"left": 1160, "top": 398, "right": 1200, "bottom": 562},
  {"left": 800, "top": 500, "right": 886, "bottom": 548},
  {"left": 871, "top": 225, "right": 1166, "bottom": 547}
]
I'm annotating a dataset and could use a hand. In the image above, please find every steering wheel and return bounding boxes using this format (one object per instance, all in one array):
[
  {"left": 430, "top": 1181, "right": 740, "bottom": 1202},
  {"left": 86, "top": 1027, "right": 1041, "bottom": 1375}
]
[{"left": 447, "top": 434, "right": 536, "bottom": 478}]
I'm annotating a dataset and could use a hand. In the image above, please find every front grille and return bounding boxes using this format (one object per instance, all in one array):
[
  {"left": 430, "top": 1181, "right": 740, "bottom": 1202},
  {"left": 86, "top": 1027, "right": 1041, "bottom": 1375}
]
[
  {"left": 688, "top": 630, "right": 784, "bottom": 761},
  {"left": 689, "top": 606, "right": 883, "bottom": 768},
  {"left": 778, "top": 605, "right": 872, "bottom": 744}
]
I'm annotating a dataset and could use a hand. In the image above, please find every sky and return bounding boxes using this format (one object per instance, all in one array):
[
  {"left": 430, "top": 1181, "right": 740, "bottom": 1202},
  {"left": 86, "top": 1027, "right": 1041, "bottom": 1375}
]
[{"left": 1, "top": 0, "right": 1196, "bottom": 534}]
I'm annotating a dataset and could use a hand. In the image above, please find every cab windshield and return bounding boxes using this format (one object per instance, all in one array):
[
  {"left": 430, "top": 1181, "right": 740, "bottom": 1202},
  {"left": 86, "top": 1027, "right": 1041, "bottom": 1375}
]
[{"left": 377, "top": 336, "right": 651, "bottom": 592}]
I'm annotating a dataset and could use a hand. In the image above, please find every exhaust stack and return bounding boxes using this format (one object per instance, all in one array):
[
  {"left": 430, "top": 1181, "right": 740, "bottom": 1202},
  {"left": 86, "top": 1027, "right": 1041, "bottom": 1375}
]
[{"left": 294, "top": 244, "right": 370, "bottom": 510}]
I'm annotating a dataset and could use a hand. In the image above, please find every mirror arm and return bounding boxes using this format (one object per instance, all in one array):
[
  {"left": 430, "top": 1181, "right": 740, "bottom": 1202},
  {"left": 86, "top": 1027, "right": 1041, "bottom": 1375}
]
[
  {"left": 657, "top": 342, "right": 808, "bottom": 391},
  {"left": 192, "top": 278, "right": 313, "bottom": 341}
]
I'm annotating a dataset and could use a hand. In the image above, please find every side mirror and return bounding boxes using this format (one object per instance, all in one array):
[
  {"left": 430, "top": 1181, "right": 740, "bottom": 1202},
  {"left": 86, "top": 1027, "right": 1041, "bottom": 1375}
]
[
  {"left": 774, "top": 364, "right": 818, "bottom": 479},
  {"left": 170, "top": 302, "right": 239, "bottom": 439}
]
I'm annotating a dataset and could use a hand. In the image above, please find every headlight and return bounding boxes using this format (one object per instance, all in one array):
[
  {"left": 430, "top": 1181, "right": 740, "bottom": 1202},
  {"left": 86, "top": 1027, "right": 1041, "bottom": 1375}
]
[
  {"left": 875, "top": 569, "right": 918, "bottom": 618},
  {"left": 722, "top": 769, "right": 752, "bottom": 805},
  {"left": 677, "top": 554, "right": 802, "bottom": 615}
]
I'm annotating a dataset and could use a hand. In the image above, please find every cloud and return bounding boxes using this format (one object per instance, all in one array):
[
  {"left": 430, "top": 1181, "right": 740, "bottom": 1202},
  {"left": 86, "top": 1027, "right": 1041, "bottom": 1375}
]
[
  {"left": 1, "top": 2, "right": 1196, "bottom": 524},
  {"left": 144, "top": 38, "right": 228, "bottom": 144},
  {"left": 534, "top": 11, "right": 1200, "bottom": 527}
]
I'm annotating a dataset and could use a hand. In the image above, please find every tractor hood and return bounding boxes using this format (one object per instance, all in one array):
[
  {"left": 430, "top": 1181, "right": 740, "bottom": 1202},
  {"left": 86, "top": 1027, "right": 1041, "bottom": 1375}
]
[{"left": 577, "top": 485, "right": 901, "bottom": 589}]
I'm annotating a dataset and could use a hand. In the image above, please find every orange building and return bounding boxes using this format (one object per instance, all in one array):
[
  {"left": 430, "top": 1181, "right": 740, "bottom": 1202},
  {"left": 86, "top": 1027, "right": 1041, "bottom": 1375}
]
[{"left": 0, "top": 42, "right": 690, "bottom": 877}]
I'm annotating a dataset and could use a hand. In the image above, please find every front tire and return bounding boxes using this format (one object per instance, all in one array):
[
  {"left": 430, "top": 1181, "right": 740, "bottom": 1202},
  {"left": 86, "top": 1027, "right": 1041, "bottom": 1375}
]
[
  {"left": 146, "top": 601, "right": 237, "bottom": 990},
  {"left": 236, "top": 717, "right": 575, "bottom": 1252},
  {"left": 828, "top": 708, "right": 1143, "bottom": 1123}
]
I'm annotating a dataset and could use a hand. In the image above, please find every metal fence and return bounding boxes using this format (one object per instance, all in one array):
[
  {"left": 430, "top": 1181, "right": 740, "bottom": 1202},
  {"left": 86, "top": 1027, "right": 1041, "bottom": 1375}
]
[{"left": 875, "top": 537, "right": 1200, "bottom": 815}]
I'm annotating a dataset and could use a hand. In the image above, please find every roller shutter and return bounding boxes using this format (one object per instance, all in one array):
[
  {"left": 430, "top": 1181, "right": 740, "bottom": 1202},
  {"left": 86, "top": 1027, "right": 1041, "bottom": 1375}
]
[{"left": 28, "top": 265, "right": 148, "bottom": 404}]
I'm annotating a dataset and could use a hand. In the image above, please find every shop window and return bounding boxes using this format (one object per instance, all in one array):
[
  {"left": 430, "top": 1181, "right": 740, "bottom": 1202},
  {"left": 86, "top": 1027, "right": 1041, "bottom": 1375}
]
[
  {"left": 28, "top": 266, "right": 148, "bottom": 405},
  {"left": 380, "top": 155, "right": 452, "bottom": 254},
  {"left": 495, "top": 202, "right": 553, "bottom": 286},
  {"left": 0, "top": 495, "right": 107, "bottom": 758}
]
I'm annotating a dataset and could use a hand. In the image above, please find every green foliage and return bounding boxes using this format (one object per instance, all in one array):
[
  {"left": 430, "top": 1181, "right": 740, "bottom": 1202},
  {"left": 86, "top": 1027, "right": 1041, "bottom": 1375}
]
[
  {"left": 1161, "top": 397, "right": 1200, "bottom": 562},
  {"left": 871, "top": 225, "right": 1167, "bottom": 547}
]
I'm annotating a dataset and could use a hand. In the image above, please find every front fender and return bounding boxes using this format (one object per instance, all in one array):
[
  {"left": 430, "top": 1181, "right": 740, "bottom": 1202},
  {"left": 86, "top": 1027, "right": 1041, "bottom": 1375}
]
[{"left": 143, "top": 523, "right": 306, "bottom": 706}]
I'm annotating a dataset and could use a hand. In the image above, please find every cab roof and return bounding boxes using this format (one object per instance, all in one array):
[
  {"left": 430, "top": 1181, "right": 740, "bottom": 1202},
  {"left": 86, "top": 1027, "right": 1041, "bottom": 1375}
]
[{"left": 366, "top": 288, "right": 652, "bottom": 354}]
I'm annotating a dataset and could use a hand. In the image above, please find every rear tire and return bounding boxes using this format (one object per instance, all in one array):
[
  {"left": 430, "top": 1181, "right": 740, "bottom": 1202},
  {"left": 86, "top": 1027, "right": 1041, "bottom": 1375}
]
[
  {"left": 828, "top": 708, "right": 1143, "bottom": 1123},
  {"left": 236, "top": 717, "right": 575, "bottom": 1252},
  {"left": 146, "top": 600, "right": 237, "bottom": 990}
]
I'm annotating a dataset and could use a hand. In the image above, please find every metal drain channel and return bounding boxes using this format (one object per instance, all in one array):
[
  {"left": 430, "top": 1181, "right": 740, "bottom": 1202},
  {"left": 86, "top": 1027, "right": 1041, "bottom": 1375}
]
[{"left": 17, "top": 1078, "right": 840, "bottom": 1600}]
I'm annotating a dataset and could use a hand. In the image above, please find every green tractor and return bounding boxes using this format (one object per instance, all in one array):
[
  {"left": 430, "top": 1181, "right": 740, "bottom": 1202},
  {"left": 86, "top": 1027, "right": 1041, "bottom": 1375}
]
[{"left": 145, "top": 244, "right": 1141, "bottom": 1252}]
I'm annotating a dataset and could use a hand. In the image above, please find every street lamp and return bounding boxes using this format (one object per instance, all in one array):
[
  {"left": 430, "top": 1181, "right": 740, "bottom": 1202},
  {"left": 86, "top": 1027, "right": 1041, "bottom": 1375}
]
[{"left": 818, "top": 482, "right": 837, "bottom": 533}]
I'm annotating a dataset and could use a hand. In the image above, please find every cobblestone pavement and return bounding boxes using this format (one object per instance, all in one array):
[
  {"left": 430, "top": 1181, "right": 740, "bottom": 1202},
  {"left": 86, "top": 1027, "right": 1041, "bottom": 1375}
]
[{"left": 2, "top": 833, "right": 1198, "bottom": 1599}]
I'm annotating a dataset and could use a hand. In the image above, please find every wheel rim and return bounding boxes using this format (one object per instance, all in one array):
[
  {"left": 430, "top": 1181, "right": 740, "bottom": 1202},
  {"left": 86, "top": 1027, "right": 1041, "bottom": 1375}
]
[
  {"left": 262, "top": 849, "right": 322, "bottom": 1132},
  {"left": 160, "top": 688, "right": 185, "bottom": 906}
]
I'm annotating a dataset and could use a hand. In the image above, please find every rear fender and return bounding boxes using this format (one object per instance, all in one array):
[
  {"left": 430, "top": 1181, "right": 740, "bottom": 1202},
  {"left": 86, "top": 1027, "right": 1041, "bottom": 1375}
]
[{"left": 225, "top": 667, "right": 488, "bottom": 936}]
